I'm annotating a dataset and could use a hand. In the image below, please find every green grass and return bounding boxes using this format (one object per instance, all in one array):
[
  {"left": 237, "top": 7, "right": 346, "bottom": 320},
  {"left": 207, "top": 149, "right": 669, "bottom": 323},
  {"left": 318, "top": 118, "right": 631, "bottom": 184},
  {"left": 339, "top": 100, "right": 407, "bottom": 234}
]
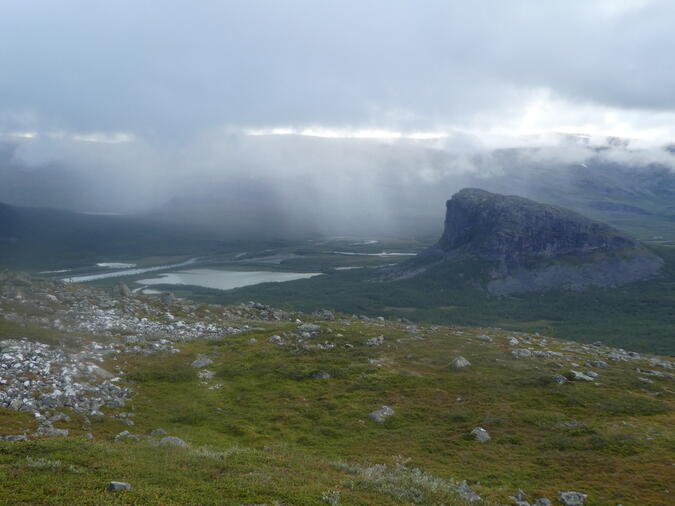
[{"left": 2, "top": 320, "right": 672, "bottom": 504}]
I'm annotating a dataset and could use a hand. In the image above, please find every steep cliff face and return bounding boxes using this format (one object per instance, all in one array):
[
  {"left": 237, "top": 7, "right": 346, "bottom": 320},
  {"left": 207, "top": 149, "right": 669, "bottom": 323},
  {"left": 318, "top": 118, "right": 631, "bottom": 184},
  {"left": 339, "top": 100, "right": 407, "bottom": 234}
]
[
  {"left": 398, "top": 189, "right": 664, "bottom": 294},
  {"left": 438, "top": 188, "right": 638, "bottom": 269}
]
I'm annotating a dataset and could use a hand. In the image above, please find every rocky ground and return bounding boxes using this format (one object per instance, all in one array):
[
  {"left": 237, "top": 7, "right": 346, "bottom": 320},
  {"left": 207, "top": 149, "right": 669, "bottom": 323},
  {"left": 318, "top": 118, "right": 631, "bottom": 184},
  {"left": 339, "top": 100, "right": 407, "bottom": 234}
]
[{"left": 0, "top": 270, "right": 673, "bottom": 505}]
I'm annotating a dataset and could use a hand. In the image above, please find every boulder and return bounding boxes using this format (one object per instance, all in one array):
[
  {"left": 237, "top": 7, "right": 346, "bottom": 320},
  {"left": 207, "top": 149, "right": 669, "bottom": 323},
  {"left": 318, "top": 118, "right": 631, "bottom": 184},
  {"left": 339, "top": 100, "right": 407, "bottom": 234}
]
[
  {"left": 558, "top": 491, "right": 587, "bottom": 505},
  {"left": 455, "top": 480, "right": 481, "bottom": 502},
  {"left": 471, "top": 427, "right": 491, "bottom": 443},
  {"left": 107, "top": 481, "right": 132, "bottom": 492},
  {"left": 450, "top": 356, "right": 471, "bottom": 369},
  {"left": 158, "top": 435, "right": 188, "bottom": 448},
  {"left": 368, "top": 405, "right": 394, "bottom": 423},
  {"left": 568, "top": 371, "right": 594, "bottom": 382}
]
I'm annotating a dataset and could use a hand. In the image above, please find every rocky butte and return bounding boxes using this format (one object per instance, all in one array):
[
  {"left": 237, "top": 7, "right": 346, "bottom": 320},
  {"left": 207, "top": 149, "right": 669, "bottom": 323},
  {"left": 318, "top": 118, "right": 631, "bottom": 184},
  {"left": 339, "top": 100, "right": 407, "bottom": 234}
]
[{"left": 396, "top": 188, "right": 664, "bottom": 295}]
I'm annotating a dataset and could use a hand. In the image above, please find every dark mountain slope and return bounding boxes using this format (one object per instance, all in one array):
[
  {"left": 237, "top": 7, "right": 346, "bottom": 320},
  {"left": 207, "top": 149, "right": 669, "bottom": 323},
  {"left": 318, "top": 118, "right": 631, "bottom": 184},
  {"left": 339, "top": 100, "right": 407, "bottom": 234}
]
[{"left": 395, "top": 189, "right": 663, "bottom": 294}]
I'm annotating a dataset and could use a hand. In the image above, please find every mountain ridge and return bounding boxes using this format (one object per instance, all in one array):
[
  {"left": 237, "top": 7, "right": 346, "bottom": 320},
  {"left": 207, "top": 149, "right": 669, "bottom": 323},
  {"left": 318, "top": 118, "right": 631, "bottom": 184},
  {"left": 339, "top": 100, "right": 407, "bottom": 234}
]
[{"left": 395, "top": 188, "right": 664, "bottom": 294}]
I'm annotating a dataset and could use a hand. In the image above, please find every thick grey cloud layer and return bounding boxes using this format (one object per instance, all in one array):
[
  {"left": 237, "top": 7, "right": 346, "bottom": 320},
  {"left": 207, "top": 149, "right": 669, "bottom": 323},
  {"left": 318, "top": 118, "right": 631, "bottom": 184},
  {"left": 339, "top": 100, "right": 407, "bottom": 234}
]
[
  {"left": 1, "top": 1, "right": 675, "bottom": 238},
  {"left": 1, "top": 0, "right": 674, "bottom": 136}
]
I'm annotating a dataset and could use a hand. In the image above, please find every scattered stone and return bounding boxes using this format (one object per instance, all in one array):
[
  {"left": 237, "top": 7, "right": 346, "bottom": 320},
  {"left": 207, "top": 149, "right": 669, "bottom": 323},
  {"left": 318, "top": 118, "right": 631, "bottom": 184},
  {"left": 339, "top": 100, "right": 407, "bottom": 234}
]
[
  {"left": 558, "top": 491, "right": 586, "bottom": 505},
  {"left": 368, "top": 405, "right": 394, "bottom": 423},
  {"left": 590, "top": 360, "right": 608, "bottom": 368},
  {"left": 311, "top": 371, "right": 331, "bottom": 380},
  {"left": 365, "top": 335, "right": 384, "bottom": 346},
  {"left": 450, "top": 356, "right": 471, "bottom": 369},
  {"left": 191, "top": 357, "right": 213, "bottom": 368},
  {"left": 298, "top": 323, "right": 321, "bottom": 334},
  {"left": 49, "top": 412, "right": 71, "bottom": 423},
  {"left": 113, "top": 431, "right": 140, "bottom": 442},
  {"left": 471, "top": 427, "right": 491, "bottom": 443},
  {"left": 568, "top": 371, "right": 594, "bottom": 382},
  {"left": 34, "top": 424, "right": 69, "bottom": 438},
  {"left": 150, "top": 428, "right": 167, "bottom": 436},
  {"left": 534, "top": 499, "right": 552, "bottom": 506},
  {"left": 512, "top": 349, "right": 533, "bottom": 358},
  {"left": 1, "top": 434, "right": 28, "bottom": 442},
  {"left": 551, "top": 374, "right": 568, "bottom": 385},
  {"left": 584, "top": 370, "right": 599, "bottom": 379},
  {"left": 477, "top": 334, "right": 492, "bottom": 342},
  {"left": 455, "top": 480, "right": 481, "bottom": 502},
  {"left": 107, "top": 481, "right": 132, "bottom": 492},
  {"left": 314, "top": 309, "right": 335, "bottom": 320},
  {"left": 158, "top": 435, "right": 188, "bottom": 448},
  {"left": 267, "top": 335, "right": 283, "bottom": 344},
  {"left": 507, "top": 336, "right": 520, "bottom": 346}
]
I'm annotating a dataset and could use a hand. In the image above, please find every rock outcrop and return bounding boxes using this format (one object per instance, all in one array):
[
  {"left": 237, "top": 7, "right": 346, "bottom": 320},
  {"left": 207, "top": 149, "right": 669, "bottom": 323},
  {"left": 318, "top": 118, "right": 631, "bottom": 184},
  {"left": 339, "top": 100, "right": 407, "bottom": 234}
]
[{"left": 397, "top": 188, "right": 663, "bottom": 294}]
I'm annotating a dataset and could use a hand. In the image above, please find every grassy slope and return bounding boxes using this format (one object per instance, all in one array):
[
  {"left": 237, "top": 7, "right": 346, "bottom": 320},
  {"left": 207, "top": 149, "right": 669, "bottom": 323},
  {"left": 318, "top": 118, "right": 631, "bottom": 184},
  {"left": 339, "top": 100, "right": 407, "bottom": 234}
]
[{"left": 0, "top": 317, "right": 673, "bottom": 505}]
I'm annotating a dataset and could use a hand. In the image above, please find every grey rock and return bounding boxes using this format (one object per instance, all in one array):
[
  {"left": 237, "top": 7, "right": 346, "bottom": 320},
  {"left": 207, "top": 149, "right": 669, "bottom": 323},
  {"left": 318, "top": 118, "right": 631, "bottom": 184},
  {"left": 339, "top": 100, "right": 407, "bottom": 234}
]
[
  {"left": 191, "top": 357, "right": 213, "bottom": 368},
  {"left": 584, "top": 370, "right": 599, "bottom": 378},
  {"left": 114, "top": 431, "right": 140, "bottom": 442},
  {"left": 512, "top": 349, "right": 532, "bottom": 358},
  {"left": 298, "top": 323, "right": 321, "bottom": 333},
  {"left": 450, "top": 356, "right": 471, "bottom": 369},
  {"left": 49, "top": 412, "right": 71, "bottom": 423},
  {"left": 150, "top": 428, "right": 167, "bottom": 436},
  {"left": 568, "top": 370, "right": 594, "bottom": 381},
  {"left": 368, "top": 405, "right": 394, "bottom": 423},
  {"left": 455, "top": 480, "right": 481, "bottom": 502},
  {"left": 558, "top": 491, "right": 587, "bottom": 505},
  {"left": 158, "top": 435, "right": 188, "bottom": 448},
  {"left": 471, "top": 426, "right": 491, "bottom": 442},
  {"left": 314, "top": 309, "right": 335, "bottom": 320},
  {"left": 534, "top": 499, "right": 552, "bottom": 506},
  {"left": 590, "top": 360, "right": 608, "bottom": 368},
  {"left": 267, "top": 335, "right": 282, "bottom": 344},
  {"left": 34, "top": 425, "right": 69, "bottom": 437},
  {"left": 507, "top": 336, "right": 520, "bottom": 346},
  {"left": 311, "top": 371, "right": 331, "bottom": 380},
  {"left": 1, "top": 434, "right": 28, "bottom": 442},
  {"left": 107, "top": 481, "right": 132, "bottom": 492},
  {"left": 477, "top": 334, "right": 492, "bottom": 342},
  {"left": 365, "top": 335, "right": 384, "bottom": 346},
  {"left": 551, "top": 374, "right": 568, "bottom": 385}
]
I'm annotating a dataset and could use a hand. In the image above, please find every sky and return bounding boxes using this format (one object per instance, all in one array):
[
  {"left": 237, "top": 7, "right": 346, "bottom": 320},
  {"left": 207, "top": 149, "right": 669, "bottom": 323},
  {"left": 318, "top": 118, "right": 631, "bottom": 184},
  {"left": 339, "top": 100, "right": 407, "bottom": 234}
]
[{"left": 1, "top": 0, "right": 674, "bottom": 231}]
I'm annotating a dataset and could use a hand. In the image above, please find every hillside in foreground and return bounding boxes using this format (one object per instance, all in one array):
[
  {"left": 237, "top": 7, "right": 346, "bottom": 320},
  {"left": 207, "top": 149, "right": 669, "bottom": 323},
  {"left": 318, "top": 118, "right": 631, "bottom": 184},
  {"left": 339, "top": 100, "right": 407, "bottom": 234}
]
[{"left": 0, "top": 272, "right": 673, "bottom": 505}]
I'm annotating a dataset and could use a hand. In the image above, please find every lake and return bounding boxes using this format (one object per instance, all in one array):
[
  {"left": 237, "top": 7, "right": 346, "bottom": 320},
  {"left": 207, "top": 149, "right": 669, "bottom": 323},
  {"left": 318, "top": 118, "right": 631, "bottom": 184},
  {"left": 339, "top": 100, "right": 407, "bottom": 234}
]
[{"left": 136, "top": 268, "right": 321, "bottom": 291}]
